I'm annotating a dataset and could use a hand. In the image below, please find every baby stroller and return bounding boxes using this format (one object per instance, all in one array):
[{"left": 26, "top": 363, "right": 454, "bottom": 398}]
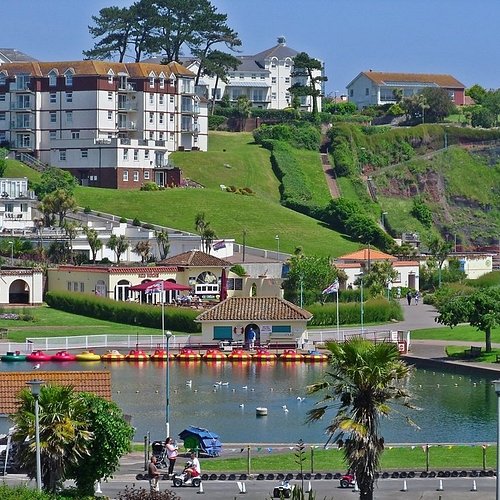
[{"left": 151, "top": 440, "right": 169, "bottom": 468}]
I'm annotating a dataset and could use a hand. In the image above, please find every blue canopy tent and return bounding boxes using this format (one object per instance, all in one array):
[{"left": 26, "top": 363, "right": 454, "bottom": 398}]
[{"left": 178, "top": 426, "right": 222, "bottom": 457}]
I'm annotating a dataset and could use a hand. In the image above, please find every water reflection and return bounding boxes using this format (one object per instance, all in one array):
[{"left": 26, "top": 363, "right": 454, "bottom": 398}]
[{"left": 0, "top": 361, "right": 496, "bottom": 443}]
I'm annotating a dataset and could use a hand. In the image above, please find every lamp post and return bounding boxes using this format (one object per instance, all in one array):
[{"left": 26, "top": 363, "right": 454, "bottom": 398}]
[
  {"left": 165, "top": 330, "right": 173, "bottom": 438},
  {"left": 381, "top": 212, "right": 388, "bottom": 230},
  {"left": 8, "top": 240, "right": 13, "bottom": 266},
  {"left": 275, "top": 234, "right": 280, "bottom": 261},
  {"left": 355, "top": 273, "right": 364, "bottom": 334},
  {"left": 27, "top": 379, "right": 44, "bottom": 491},
  {"left": 494, "top": 380, "right": 500, "bottom": 500}
]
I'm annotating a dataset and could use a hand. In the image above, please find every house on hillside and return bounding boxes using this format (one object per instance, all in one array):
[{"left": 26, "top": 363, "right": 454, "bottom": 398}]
[
  {"left": 0, "top": 177, "right": 38, "bottom": 233},
  {"left": 335, "top": 248, "right": 420, "bottom": 291},
  {"left": 145, "top": 37, "right": 324, "bottom": 112},
  {"left": 346, "top": 71, "right": 465, "bottom": 109},
  {"left": 0, "top": 60, "right": 208, "bottom": 189},
  {"left": 195, "top": 296, "right": 312, "bottom": 348},
  {"left": 0, "top": 49, "right": 37, "bottom": 65}
]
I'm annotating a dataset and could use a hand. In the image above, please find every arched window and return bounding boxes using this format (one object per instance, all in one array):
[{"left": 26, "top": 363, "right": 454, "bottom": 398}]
[
  {"left": 64, "top": 69, "right": 74, "bottom": 86},
  {"left": 250, "top": 283, "right": 257, "bottom": 297},
  {"left": 48, "top": 70, "right": 58, "bottom": 86},
  {"left": 115, "top": 279, "right": 131, "bottom": 301}
]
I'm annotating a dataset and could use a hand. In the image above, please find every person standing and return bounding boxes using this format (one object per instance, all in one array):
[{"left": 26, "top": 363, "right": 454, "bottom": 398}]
[
  {"left": 165, "top": 436, "right": 178, "bottom": 477},
  {"left": 248, "top": 327, "right": 256, "bottom": 350},
  {"left": 148, "top": 455, "right": 160, "bottom": 492},
  {"left": 406, "top": 290, "right": 412, "bottom": 306},
  {"left": 414, "top": 290, "right": 420, "bottom": 305}
]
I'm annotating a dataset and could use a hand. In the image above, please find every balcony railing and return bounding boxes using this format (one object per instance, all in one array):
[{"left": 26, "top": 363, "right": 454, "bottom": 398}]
[
  {"left": 10, "top": 121, "right": 32, "bottom": 130},
  {"left": 10, "top": 102, "right": 33, "bottom": 110},
  {"left": 117, "top": 101, "right": 137, "bottom": 111},
  {"left": 118, "top": 83, "right": 136, "bottom": 92},
  {"left": 9, "top": 83, "right": 34, "bottom": 93},
  {"left": 117, "top": 121, "right": 137, "bottom": 130}
]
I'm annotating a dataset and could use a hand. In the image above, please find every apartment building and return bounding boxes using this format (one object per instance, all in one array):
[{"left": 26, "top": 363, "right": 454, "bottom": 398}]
[
  {"left": 0, "top": 61, "right": 207, "bottom": 189},
  {"left": 147, "top": 37, "right": 324, "bottom": 112}
]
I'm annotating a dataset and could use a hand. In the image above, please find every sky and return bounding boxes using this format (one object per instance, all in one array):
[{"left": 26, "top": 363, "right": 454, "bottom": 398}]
[{"left": 2, "top": 0, "right": 499, "bottom": 95}]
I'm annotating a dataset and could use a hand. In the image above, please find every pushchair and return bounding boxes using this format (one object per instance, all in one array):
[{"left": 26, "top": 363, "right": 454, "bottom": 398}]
[{"left": 151, "top": 440, "right": 168, "bottom": 468}]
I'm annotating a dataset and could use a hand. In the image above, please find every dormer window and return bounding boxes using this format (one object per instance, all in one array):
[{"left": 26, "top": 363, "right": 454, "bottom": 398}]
[
  {"left": 48, "top": 70, "right": 57, "bottom": 87},
  {"left": 159, "top": 74, "right": 165, "bottom": 89},
  {"left": 149, "top": 75, "right": 155, "bottom": 88},
  {"left": 64, "top": 70, "right": 74, "bottom": 86},
  {"left": 0, "top": 73, "right": 6, "bottom": 85},
  {"left": 107, "top": 69, "right": 114, "bottom": 84}
]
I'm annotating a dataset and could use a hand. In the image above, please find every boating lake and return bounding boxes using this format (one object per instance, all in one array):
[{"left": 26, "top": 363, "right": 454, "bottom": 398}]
[{"left": 0, "top": 360, "right": 497, "bottom": 444}]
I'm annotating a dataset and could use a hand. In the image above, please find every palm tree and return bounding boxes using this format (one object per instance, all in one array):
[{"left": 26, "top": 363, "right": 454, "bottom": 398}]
[
  {"left": 107, "top": 234, "right": 129, "bottom": 263},
  {"left": 307, "top": 338, "right": 415, "bottom": 500},
  {"left": 83, "top": 227, "right": 102, "bottom": 264},
  {"left": 133, "top": 240, "right": 151, "bottom": 264},
  {"left": 62, "top": 221, "right": 81, "bottom": 264},
  {"left": 12, "top": 385, "right": 93, "bottom": 493},
  {"left": 154, "top": 229, "right": 170, "bottom": 260}
]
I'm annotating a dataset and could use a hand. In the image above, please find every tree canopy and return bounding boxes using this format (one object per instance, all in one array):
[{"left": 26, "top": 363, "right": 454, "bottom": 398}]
[
  {"left": 85, "top": 0, "right": 240, "bottom": 66},
  {"left": 289, "top": 52, "right": 327, "bottom": 115},
  {"left": 33, "top": 167, "right": 78, "bottom": 199},
  {"left": 436, "top": 288, "right": 500, "bottom": 352}
]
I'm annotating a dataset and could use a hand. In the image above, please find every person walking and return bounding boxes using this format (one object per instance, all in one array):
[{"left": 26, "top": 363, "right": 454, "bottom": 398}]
[
  {"left": 148, "top": 455, "right": 160, "bottom": 492},
  {"left": 406, "top": 290, "right": 412, "bottom": 306},
  {"left": 414, "top": 290, "right": 420, "bottom": 305},
  {"left": 165, "top": 436, "right": 178, "bottom": 477}
]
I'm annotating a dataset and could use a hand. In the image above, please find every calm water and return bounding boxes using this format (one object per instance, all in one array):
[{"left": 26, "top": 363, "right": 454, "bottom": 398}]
[{"left": 0, "top": 360, "right": 497, "bottom": 444}]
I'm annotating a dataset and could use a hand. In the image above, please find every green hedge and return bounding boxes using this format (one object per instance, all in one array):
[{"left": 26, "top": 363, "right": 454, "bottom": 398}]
[
  {"left": 44, "top": 292, "right": 201, "bottom": 333},
  {"left": 0, "top": 484, "right": 54, "bottom": 500},
  {"left": 306, "top": 297, "right": 403, "bottom": 327}
]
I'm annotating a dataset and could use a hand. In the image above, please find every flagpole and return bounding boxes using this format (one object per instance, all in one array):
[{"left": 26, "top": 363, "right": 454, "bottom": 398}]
[{"left": 336, "top": 290, "right": 340, "bottom": 341}]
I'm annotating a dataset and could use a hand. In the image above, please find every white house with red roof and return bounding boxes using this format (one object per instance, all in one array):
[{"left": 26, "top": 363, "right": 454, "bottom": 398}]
[
  {"left": 346, "top": 71, "right": 465, "bottom": 109},
  {"left": 335, "top": 248, "right": 420, "bottom": 291}
]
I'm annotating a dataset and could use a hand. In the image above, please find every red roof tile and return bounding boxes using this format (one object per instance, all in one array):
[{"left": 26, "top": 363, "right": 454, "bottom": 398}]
[
  {"left": 361, "top": 71, "right": 465, "bottom": 88},
  {"left": 337, "top": 249, "right": 396, "bottom": 262},
  {"left": 196, "top": 297, "right": 312, "bottom": 322},
  {"left": 55, "top": 265, "right": 177, "bottom": 274},
  {"left": 0, "top": 371, "right": 111, "bottom": 415},
  {"left": 159, "top": 250, "right": 231, "bottom": 268}
]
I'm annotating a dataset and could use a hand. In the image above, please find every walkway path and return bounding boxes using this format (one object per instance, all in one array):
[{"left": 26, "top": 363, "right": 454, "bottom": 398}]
[{"left": 320, "top": 152, "right": 341, "bottom": 198}]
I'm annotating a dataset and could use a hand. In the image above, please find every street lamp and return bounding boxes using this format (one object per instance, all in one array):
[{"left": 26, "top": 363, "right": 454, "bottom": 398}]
[
  {"left": 165, "top": 330, "right": 173, "bottom": 438},
  {"left": 275, "top": 234, "right": 280, "bottom": 261},
  {"left": 494, "top": 380, "right": 500, "bottom": 500},
  {"left": 355, "top": 273, "right": 364, "bottom": 334},
  {"left": 26, "top": 379, "right": 44, "bottom": 491},
  {"left": 8, "top": 241, "right": 13, "bottom": 266}
]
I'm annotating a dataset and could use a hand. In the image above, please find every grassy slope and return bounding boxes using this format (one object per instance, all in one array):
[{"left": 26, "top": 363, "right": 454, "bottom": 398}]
[{"left": 75, "top": 131, "right": 358, "bottom": 257}]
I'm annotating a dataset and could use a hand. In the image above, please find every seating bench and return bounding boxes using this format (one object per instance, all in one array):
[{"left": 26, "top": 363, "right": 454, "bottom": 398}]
[
  {"left": 0, "top": 328, "right": 7, "bottom": 339},
  {"left": 464, "top": 346, "right": 482, "bottom": 359}
]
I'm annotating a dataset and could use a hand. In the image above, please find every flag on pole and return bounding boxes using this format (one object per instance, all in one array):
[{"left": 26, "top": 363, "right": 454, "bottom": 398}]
[
  {"left": 145, "top": 281, "right": 164, "bottom": 294},
  {"left": 322, "top": 279, "right": 339, "bottom": 294},
  {"left": 213, "top": 240, "right": 226, "bottom": 250}
]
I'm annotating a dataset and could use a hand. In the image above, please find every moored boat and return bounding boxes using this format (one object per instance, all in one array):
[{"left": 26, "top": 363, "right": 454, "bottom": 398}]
[
  {"left": 150, "top": 349, "right": 174, "bottom": 361},
  {"left": 176, "top": 347, "right": 201, "bottom": 361},
  {"left": 101, "top": 349, "right": 126, "bottom": 361},
  {"left": 26, "top": 350, "right": 53, "bottom": 362},
  {"left": 253, "top": 348, "right": 277, "bottom": 362},
  {"left": 52, "top": 350, "right": 77, "bottom": 362},
  {"left": 126, "top": 349, "right": 149, "bottom": 361},
  {"left": 303, "top": 351, "right": 329, "bottom": 363},
  {"left": 202, "top": 349, "right": 226, "bottom": 361},
  {"left": 227, "top": 348, "right": 252, "bottom": 362},
  {"left": 1, "top": 351, "right": 27, "bottom": 362},
  {"left": 75, "top": 350, "right": 101, "bottom": 362},
  {"left": 279, "top": 349, "right": 304, "bottom": 362}
]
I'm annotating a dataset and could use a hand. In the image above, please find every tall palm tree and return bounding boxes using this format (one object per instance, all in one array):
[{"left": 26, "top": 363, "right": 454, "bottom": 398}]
[
  {"left": 155, "top": 229, "right": 170, "bottom": 260},
  {"left": 107, "top": 234, "right": 129, "bottom": 263},
  {"left": 83, "top": 227, "right": 103, "bottom": 264},
  {"left": 12, "top": 385, "right": 93, "bottom": 493},
  {"left": 307, "top": 338, "right": 415, "bottom": 500}
]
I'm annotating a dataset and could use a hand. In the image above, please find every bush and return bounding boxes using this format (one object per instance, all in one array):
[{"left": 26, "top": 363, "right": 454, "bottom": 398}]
[
  {"left": 132, "top": 218, "right": 141, "bottom": 226},
  {"left": 142, "top": 223, "right": 154, "bottom": 229},
  {"left": 307, "top": 297, "right": 403, "bottom": 326},
  {"left": 83, "top": 206, "right": 91, "bottom": 214},
  {"left": 44, "top": 292, "right": 201, "bottom": 333},
  {"left": 0, "top": 484, "right": 54, "bottom": 499},
  {"left": 119, "top": 217, "right": 128, "bottom": 223},
  {"left": 253, "top": 123, "right": 321, "bottom": 151},
  {"left": 140, "top": 182, "right": 159, "bottom": 191},
  {"left": 208, "top": 115, "right": 226, "bottom": 130},
  {"left": 410, "top": 197, "right": 433, "bottom": 228},
  {"left": 116, "top": 486, "right": 180, "bottom": 500}
]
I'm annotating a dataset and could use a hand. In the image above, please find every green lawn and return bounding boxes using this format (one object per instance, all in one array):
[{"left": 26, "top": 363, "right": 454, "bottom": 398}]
[
  {"left": 445, "top": 345, "right": 500, "bottom": 363},
  {"left": 5, "top": 159, "right": 42, "bottom": 182},
  {"left": 170, "top": 132, "right": 280, "bottom": 202},
  {"left": 411, "top": 324, "right": 499, "bottom": 343},
  {"left": 75, "top": 186, "right": 358, "bottom": 258},
  {"left": 0, "top": 305, "right": 167, "bottom": 341},
  {"left": 194, "top": 445, "right": 496, "bottom": 473}
]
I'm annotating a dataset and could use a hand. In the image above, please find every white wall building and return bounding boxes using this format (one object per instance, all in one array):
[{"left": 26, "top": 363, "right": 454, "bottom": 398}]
[
  {"left": 0, "top": 177, "right": 38, "bottom": 232},
  {"left": 0, "top": 61, "right": 208, "bottom": 189},
  {"left": 146, "top": 37, "right": 324, "bottom": 112}
]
